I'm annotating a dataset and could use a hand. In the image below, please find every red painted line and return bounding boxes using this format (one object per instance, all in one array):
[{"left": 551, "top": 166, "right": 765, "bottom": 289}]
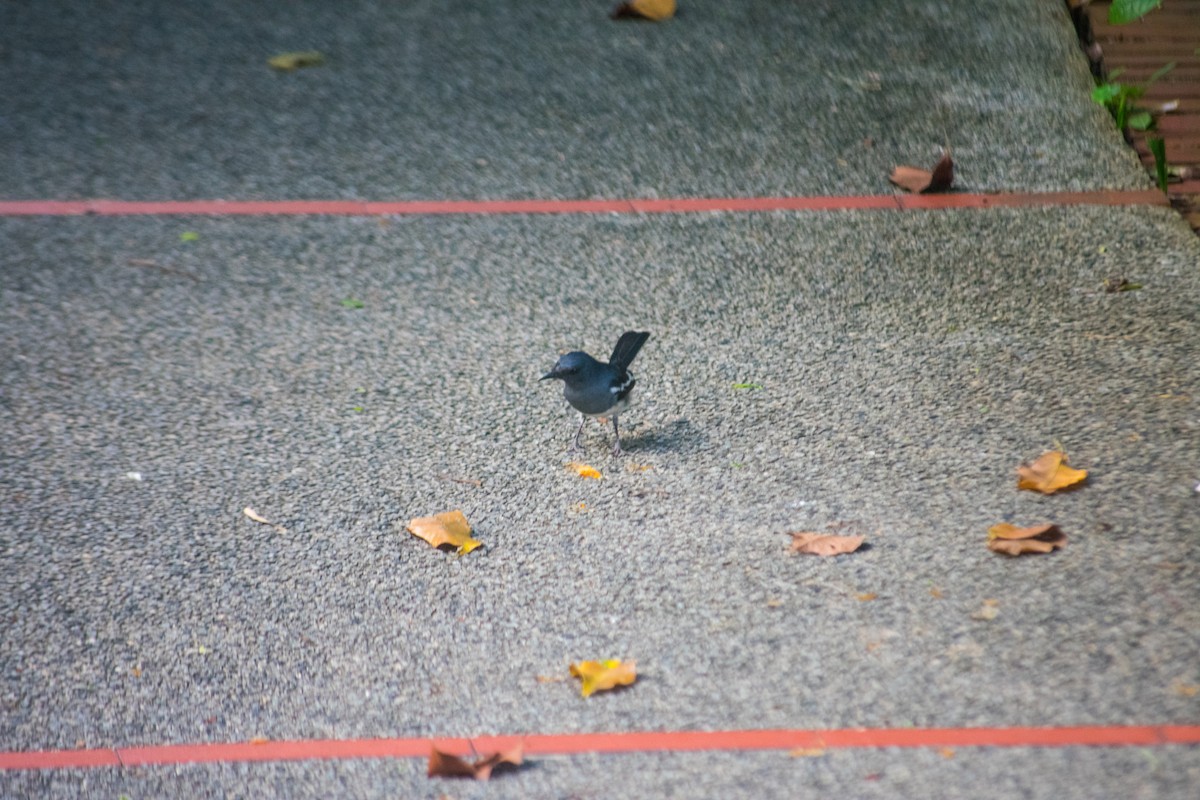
[
  {"left": 3, "top": 725, "right": 1199, "bottom": 772},
  {"left": 0, "top": 748, "right": 121, "bottom": 771},
  {"left": 0, "top": 190, "right": 1168, "bottom": 217}
]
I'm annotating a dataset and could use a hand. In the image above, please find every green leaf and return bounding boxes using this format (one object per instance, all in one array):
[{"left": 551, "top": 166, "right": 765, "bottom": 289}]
[
  {"left": 1108, "top": 0, "right": 1162, "bottom": 25},
  {"left": 340, "top": 297, "right": 364, "bottom": 309},
  {"left": 731, "top": 382, "right": 763, "bottom": 390},
  {"left": 1091, "top": 84, "right": 1121, "bottom": 104},
  {"left": 1148, "top": 137, "right": 1168, "bottom": 192},
  {"left": 1128, "top": 111, "right": 1153, "bottom": 131},
  {"left": 1146, "top": 61, "right": 1175, "bottom": 86},
  {"left": 179, "top": 231, "right": 199, "bottom": 242}
]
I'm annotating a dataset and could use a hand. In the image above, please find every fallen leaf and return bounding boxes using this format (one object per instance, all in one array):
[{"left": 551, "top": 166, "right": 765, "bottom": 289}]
[
  {"left": 249, "top": 736, "right": 270, "bottom": 745},
  {"left": 939, "top": 747, "right": 956, "bottom": 759},
  {"left": 611, "top": 0, "right": 676, "bottom": 21},
  {"left": 428, "top": 744, "right": 523, "bottom": 781},
  {"left": 1171, "top": 681, "right": 1199, "bottom": 697},
  {"left": 971, "top": 599, "right": 1000, "bottom": 621},
  {"left": 567, "top": 462, "right": 602, "bottom": 479},
  {"left": 130, "top": 664, "right": 142, "bottom": 678},
  {"left": 569, "top": 659, "right": 637, "bottom": 697},
  {"left": 268, "top": 51, "right": 326, "bottom": 71},
  {"left": 1017, "top": 451, "right": 1087, "bottom": 494},
  {"left": 1103, "top": 276, "right": 1142, "bottom": 293},
  {"left": 987, "top": 522, "right": 1068, "bottom": 556},
  {"left": 889, "top": 151, "right": 954, "bottom": 193},
  {"left": 179, "top": 231, "right": 199, "bottom": 242},
  {"left": 856, "top": 593, "right": 878, "bottom": 602},
  {"left": 243, "top": 506, "right": 288, "bottom": 533},
  {"left": 766, "top": 598, "right": 784, "bottom": 608},
  {"left": 406, "top": 510, "right": 482, "bottom": 555},
  {"left": 788, "top": 532, "right": 865, "bottom": 556},
  {"left": 929, "top": 587, "right": 944, "bottom": 599},
  {"left": 731, "top": 382, "right": 763, "bottom": 390},
  {"left": 790, "top": 747, "right": 827, "bottom": 757}
]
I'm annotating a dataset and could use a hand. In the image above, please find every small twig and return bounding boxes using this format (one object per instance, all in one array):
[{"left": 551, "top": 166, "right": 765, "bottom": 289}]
[
  {"left": 127, "top": 258, "right": 201, "bottom": 282},
  {"left": 437, "top": 474, "right": 483, "bottom": 487}
]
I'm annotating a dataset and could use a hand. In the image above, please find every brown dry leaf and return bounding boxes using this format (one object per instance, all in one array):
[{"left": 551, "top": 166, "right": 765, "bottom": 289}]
[
  {"left": 987, "top": 524, "right": 1067, "bottom": 556},
  {"left": 1017, "top": 451, "right": 1088, "bottom": 494},
  {"left": 406, "top": 510, "right": 482, "bottom": 555},
  {"left": 569, "top": 659, "right": 637, "bottom": 697},
  {"left": 567, "top": 462, "right": 602, "bottom": 479},
  {"left": 428, "top": 744, "right": 524, "bottom": 781},
  {"left": 130, "top": 664, "right": 142, "bottom": 678},
  {"left": 939, "top": 747, "right": 956, "bottom": 759},
  {"left": 1171, "top": 681, "right": 1199, "bottom": 697},
  {"left": 611, "top": 0, "right": 676, "bottom": 21},
  {"left": 268, "top": 51, "right": 325, "bottom": 71},
  {"left": 889, "top": 151, "right": 954, "bottom": 193},
  {"left": 788, "top": 532, "right": 865, "bottom": 556},
  {"left": 856, "top": 593, "right": 878, "bottom": 602},
  {"left": 929, "top": 587, "right": 944, "bottom": 599}
]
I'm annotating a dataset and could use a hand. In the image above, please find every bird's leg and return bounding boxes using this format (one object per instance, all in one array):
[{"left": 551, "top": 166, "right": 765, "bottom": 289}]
[
  {"left": 571, "top": 413, "right": 587, "bottom": 453},
  {"left": 610, "top": 415, "right": 624, "bottom": 457}
]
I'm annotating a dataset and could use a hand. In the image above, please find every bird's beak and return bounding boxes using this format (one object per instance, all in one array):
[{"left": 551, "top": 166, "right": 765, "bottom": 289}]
[{"left": 540, "top": 369, "right": 558, "bottom": 381}]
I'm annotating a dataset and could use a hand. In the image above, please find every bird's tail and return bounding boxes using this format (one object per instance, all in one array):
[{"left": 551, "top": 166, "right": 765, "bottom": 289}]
[{"left": 609, "top": 331, "right": 650, "bottom": 371}]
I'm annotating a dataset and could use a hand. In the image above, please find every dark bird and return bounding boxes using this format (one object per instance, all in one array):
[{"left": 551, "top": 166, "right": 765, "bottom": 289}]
[{"left": 540, "top": 331, "right": 650, "bottom": 456}]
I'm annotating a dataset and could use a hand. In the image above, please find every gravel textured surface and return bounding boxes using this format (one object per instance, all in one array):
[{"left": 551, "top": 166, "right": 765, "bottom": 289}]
[
  {"left": 1, "top": 0, "right": 1148, "bottom": 201},
  {"left": 2, "top": 206, "right": 1198, "bottom": 797},
  {"left": 2, "top": 0, "right": 1198, "bottom": 797}
]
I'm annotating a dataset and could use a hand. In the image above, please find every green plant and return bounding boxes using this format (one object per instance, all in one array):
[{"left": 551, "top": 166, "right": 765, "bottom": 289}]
[
  {"left": 1109, "top": 0, "right": 1162, "bottom": 25},
  {"left": 1148, "top": 137, "right": 1168, "bottom": 192},
  {"left": 1091, "top": 62, "right": 1174, "bottom": 132}
]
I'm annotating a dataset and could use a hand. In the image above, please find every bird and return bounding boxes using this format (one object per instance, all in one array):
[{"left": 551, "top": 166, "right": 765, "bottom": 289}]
[{"left": 541, "top": 331, "right": 651, "bottom": 456}]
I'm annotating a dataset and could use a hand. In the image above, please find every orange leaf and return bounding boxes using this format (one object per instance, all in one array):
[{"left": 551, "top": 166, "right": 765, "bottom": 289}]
[
  {"left": 788, "top": 532, "right": 865, "bottom": 556},
  {"left": 986, "top": 523, "right": 1067, "bottom": 556},
  {"left": 1016, "top": 451, "right": 1088, "bottom": 493},
  {"left": 567, "top": 462, "right": 602, "bottom": 479},
  {"left": 406, "top": 510, "right": 482, "bottom": 555},
  {"left": 427, "top": 744, "right": 523, "bottom": 781},
  {"left": 569, "top": 659, "right": 637, "bottom": 697},
  {"left": 611, "top": 0, "right": 676, "bottom": 21},
  {"left": 889, "top": 151, "right": 954, "bottom": 193}
]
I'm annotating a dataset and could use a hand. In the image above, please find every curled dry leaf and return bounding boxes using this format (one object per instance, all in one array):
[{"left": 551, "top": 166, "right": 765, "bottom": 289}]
[
  {"left": 889, "top": 151, "right": 954, "bottom": 194},
  {"left": 1017, "top": 451, "right": 1087, "bottom": 494},
  {"left": 789, "top": 532, "right": 865, "bottom": 556},
  {"left": 427, "top": 744, "right": 524, "bottom": 781},
  {"left": 268, "top": 51, "right": 325, "bottom": 71},
  {"left": 244, "top": 507, "right": 289, "bottom": 534},
  {"left": 406, "top": 510, "right": 482, "bottom": 555},
  {"left": 569, "top": 659, "right": 637, "bottom": 697},
  {"left": 987, "top": 522, "right": 1067, "bottom": 556},
  {"left": 567, "top": 462, "right": 602, "bottom": 479},
  {"left": 611, "top": 0, "right": 676, "bottom": 20}
]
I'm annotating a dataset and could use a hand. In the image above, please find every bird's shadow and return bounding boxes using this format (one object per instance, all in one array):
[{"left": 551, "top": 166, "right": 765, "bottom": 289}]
[{"left": 621, "top": 418, "right": 707, "bottom": 455}]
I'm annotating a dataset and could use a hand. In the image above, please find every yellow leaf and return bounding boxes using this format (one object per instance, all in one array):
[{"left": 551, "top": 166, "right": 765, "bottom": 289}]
[
  {"left": 406, "top": 510, "right": 482, "bottom": 555},
  {"left": 789, "top": 747, "right": 827, "bottom": 757},
  {"left": 856, "top": 593, "right": 878, "bottom": 602},
  {"left": 1016, "top": 451, "right": 1087, "bottom": 494},
  {"left": 569, "top": 659, "right": 637, "bottom": 697},
  {"left": 788, "top": 532, "right": 865, "bottom": 556},
  {"left": 567, "top": 462, "right": 602, "bottom": 479},
  {"left": 611, "top": 0, "right": 676, "bottom": 21},
  {"left": 268, "top": 51, "right": 325, "bottom": 71}
]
